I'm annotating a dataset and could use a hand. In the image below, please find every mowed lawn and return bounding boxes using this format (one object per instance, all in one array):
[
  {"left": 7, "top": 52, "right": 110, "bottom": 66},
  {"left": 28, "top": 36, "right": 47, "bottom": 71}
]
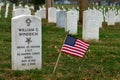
[{"left": 0, "top": 4, "right": 120, "bottom": 80}]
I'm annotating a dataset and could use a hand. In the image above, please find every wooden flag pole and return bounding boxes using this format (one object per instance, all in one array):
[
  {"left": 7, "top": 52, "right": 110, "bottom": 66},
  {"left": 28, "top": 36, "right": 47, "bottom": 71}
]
[
  {"left": 52, "top": 31, "right": 69, "bottom": 74},
  {"left": 52, "top": 51, "right": 62, "bottom": 74}
]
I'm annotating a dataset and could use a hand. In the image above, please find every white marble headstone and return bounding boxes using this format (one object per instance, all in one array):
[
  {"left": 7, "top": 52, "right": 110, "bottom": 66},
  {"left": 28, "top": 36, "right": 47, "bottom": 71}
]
[
  {"left": 115, "top": 13, "right": 120, "bottom": 23},
  {"left": 107, "top": 10, "right": 116, "bottom": 26},
  {"left": 24, "top": 5, "right": 29, "bottom": 9},
  {"left": 56, "top": 10, "right": 66, "bottom": 28},
  {"left": 48, "top": 7, "right": 57, "bottom": 23},
  {"left": 0, "top": 5, "right": 1, "bottom": 18},
  {"left": 5, "top": 3, "right": 9, "bottom": 18},
  {"left": 65, "top": 11, "right": 78, "bottom": 35},
  {"left": 13, "top": 4, "right": 15, "bottom": 10},
  {"left": 35, "top": 8, "right": 46, "bottom": 19},
  {"left": 96, "top": 10, "right": 103, "bottom": 28},
  {"left": 12, "top": 8, "right": 31, "bottom": 17},
  {"left": 12, "top": 15, "right": 42, "bottom": 70},
  {"left": 82, "top": 10, "right": 100, "bottom": 41}
]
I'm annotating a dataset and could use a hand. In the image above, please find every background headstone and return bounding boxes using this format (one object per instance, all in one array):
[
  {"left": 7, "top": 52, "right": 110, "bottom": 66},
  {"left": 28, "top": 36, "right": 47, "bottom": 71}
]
[
  {"left": 12, "top": 8, "right": 31, "bottom": 17},
  {"left": 48, "top": 7, "right": 57, "bottom": 23},
  {"left": 56, "top": 10, "right": 66, "bottom": 28},
  {"left": 82, "top": 10, "right": 100, "bottom": 41},
  {"left": 115, "top": 12, "right": 120, "bottom": 23},
  {"left": 107, "top": 10, "right": 116, "bottom": 26},
  {"left": 5, "top": 3, "right": 9, "bottom": 18},
  {"left": 65, "top": 11, "right": 78, "bottom": 35},
  {"left": 35, "top": 8, "right": 46, "bottom": 19}
]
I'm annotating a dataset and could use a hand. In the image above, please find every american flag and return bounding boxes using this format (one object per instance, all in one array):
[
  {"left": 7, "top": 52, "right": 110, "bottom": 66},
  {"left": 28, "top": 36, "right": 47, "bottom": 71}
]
[{"left": 61, "top": 35, "right": 90, "bottom": 58}]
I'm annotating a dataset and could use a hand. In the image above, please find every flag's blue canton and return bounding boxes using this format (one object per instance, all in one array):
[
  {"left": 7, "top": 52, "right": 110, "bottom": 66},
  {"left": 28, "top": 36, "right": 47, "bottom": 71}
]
[{"left": 64, "top": 36, "right": 76, "bottom": 46}]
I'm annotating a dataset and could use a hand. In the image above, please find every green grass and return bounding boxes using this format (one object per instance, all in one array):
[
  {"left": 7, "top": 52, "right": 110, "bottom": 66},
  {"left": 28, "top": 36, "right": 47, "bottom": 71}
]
[{"left": 0, "top": 4, "right": 120, "bottom": 80}]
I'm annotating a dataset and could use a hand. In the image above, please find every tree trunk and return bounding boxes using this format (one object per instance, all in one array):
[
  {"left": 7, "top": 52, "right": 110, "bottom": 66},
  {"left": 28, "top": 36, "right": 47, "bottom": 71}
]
[
  {"left": 78, "top": 0, "right": 89, "bottom": 25},
  {"left": 46, "top": 0, "right": 54, "bottom": 22},
  {"left": 34, "top": 5, "right": 39, "bottom": 12}
]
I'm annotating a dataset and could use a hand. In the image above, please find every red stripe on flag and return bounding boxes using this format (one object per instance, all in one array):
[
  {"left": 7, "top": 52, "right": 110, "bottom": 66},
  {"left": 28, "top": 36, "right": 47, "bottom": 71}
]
[
  {"left": 76, "top": 39, "right": 89, "bottom": 48},
  {"left": 61, "top": 49, "right": 84, "bottom": 58},
  {"left": 62, "top": 44, "right": 86, "bottom": 53},
  {"left": 61, "top": 46, "right": 85, "bottom": 56},
  {"left": 75, "top": 44, "right": 88, "bottom": 51}
]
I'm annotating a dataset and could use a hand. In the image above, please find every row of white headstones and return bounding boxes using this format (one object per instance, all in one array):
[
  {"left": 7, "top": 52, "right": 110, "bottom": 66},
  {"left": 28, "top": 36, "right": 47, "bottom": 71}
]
[
  {"left": 1, "top": 3, "right": 120, "bottom": 24},
  {"left": 1, "top": 3, "right": 120, "bottom": 25},
  {"left": 1, "top": 3, "right": 120, "bottom": 36},
  {"left": 35, "top": 6, "right": 120, "bottom": 41},
  {"left": 0, "top": 2, "right": 120, "bottom": 70}
]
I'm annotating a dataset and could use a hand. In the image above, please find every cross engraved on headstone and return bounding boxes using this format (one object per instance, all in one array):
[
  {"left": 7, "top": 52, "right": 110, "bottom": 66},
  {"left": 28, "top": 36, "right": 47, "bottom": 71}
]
[
  {"left": 26, "top": 18, "right": 31, "bottom": 26},
  {"left": 25, "top": 37, "right": 32, "bottom": 44}
]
